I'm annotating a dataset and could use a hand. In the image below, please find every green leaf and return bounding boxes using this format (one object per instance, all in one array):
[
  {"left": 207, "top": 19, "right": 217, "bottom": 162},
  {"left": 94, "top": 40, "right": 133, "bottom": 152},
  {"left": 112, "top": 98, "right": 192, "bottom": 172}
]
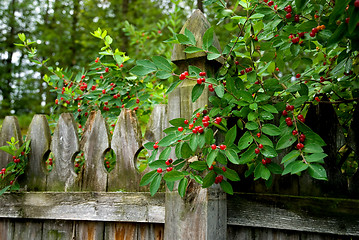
[
  {"left": 190, "top": 161, "right": 208, "bottom": 171},
  {"left": 0, "top": 145, "right": 15, "bottom": 156},
  {"left": 225, "top": 126, "right": 237, "bottom": 145},
  {"left": 149, "top": 160, "right": 168, "bottom": 169},
  {"left": 247, "top": 71, "right": 257, "bottom": 83},
  {"left": 181, "top": 143, "right": 193, "bottom": 158},
  {"left": 163, "top": 170, "right": 186, "bottom": 181},
  {"left": 207, "top": 149, "right": 218, "bottom": 167},
  {"left": 260, "top": 104, "right": 278, "bottom": 114},
  {"left": 105, "top": 35, "right": 113, "bottom": 45},
  {"left": 205, "top": 128, "right": 214, "bottom": 145},
  {"left": 158, "top": 134, "right": 178, "bottom": 147},
  {"left": 266, "top": 163, "right": 283, "bottom": 174},
  {"left": 223, "top": 168, "right": 240, "bottom": 181},
  {"left": 152, "top": 56, "right": 172, "bottom": 72},
  {"left": 303, "top": 143, "right": 323, "bottom": 153},
  {"left": 245, "top": 121, "right": 259, "bottom": 130},
  {"left": 0, "top": 186, "right": 11, "bottom": 196},
  {"left": 140, "top": 170, "right": 158, "bottom": 186},
  {"left": 150, "top": 174, "right": 162, "bottom": 196},
  {"left": 308, "top": 164, "right": 328, "bottom": 180},
  {"left": 276, "top": 134, "right": 296, "bottom": 150},
  {"left": 207, "top": 52, "right": 221, "bottom": 60},
  {"left": 189, "top": 134, "right": 198, "bottom": 152},
  {"left": 136, "top": 59, "right": 157, "bottom": 70},
  {"left": 159, "top": 147, "right": 172, "bottom": 160},
  {"left": 202, "top": 27, "right": 214, "bottom": 51},
  {"left": 167, "top": 181, "right": 174, "bottom": 191},
  {"left": 169, "top": 118, "right": 186, "bottom": 127},
  {"left": 220, "top": 180, "right": 233, "bottom": 194},
  {"left": 176, "top": 34, "right": 191, "bottom": 45},
  {"left": 238, "top": 131, "right": 253, "bottom": 150},
  {"left": 262, "top": 124, "right": 281, "bottom": 136},
  {"left": 261, "top": 146, "right": 278, "bottom": 158},
  {"left": 329, "top": 0, "right": 349, "bottom": 24},
  {"left": 184, "top": 28, "right": 196, "bottom": 45},
  {"left": 239, "top": 144, "right": 256, "bottom": 164},
  {"left": 144, "top": 142, "right": 155, "bottom": 150},
  {"left": 156, "top": 71, "right": 172, "bottom": 79},
  {"left": 202, "top": 170, "right": 216, "bottom": 188},
  {"left": 291, "top": 96, "right": 308, "bottom": 108},
  {"left": 215, "top": 84, "right": 225, "bottom": 98},
  {"left": 291, "top": 161, "right": 309, "bottom": 174},
  {"left": 130, "top": 65, "right": 155, "bottom": 76},
  {"left": 255, "top": 163, "right": 270, "bottom": 180},
  {"left": 192, "top": 84, "right": 205, "bottom": 102},
  {"left": 305, "top": 153, "right": 327, "bottom": 163},
  {"left": 178, "top": 177, "right": 188, "bottom": 197},
  {"left": 18, "top": 33, "right": 26, "bottom": 42},
  {"left": 281, "top": 150, "right": 301, "bottom": 165},
  {"left": 184, "top": 46, "right": 204, "bottom": 53},
  {"left": 225, "top": 149, "right": 240, "bottom": 164},
  {"left": 166, "top": 80, "right": 181, "bottom": 94}
]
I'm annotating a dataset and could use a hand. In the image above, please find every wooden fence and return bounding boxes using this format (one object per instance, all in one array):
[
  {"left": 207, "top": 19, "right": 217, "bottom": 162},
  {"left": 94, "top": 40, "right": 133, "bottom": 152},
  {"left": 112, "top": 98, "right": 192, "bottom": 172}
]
[{"left": 0, "top": 9, "right": 359, "bottom": 240}]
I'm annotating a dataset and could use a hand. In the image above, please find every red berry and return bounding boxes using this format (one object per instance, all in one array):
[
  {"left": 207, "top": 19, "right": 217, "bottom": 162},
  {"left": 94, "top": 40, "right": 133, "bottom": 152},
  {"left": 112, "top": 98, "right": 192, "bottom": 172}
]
[
  {"left": 286, "top": 13, "right": 292, "bottom": 19},
  {"left": 285, "top": 117, "right": 292, "bottom": 122},
  {"left": 178, "top": 127, "right": 184, "bottom": 132},
  {"left": 264, "top": 0, "right": 268, "bottom": 2},
  {"left": 258, "top": 144, "right": 264, "bottom": 149},
  {"left": 268, "top": 1, "right": 274, "bottom": 6},
  {"left": 75, "top": 163, "right": 80, "bottom": 168},
  {"left": 292, "top": 130, "right": 298, "bottom": 135},
  {"left": 240, "top": 70, "right": 245, "bottom": 75},
  {"left": 203, "top": 121, "right": 209, "bottom": 127},
  {"left": 315, "top": 97, "right": 320, "bottom": 102},
  {"left": 9, "top": 180, "right": 14, "bottom": 185},
  {"left": 300, "top": 134, "right": 306, "bottom": 140},
  {"left": 219, "top": 144, "right": 226, "bottom": 150},
  {"left": 153, "top": 144, "right": 159, "bottom": 149},
  {"left": 294, "top": 15, "right": 300, "bottom": 22},
  {"left": 105, "top": 67, "right": 109, "bottom": 72},
  {"left": 262, "top": 159, "right": 267, "bottom": 165},
  {"left": 211, "top": 144, "right": 217, "bottom": 150},
  {"left": 346, "top": 17, "right": 350, "bottom": 24},
  {"left": 197, "top": 78, "right": 202, "bottom": 84},
  {"left": 209, "top": 165, "right": 214, "bottom": 170},
  {"left": 235, "top": 61, "right": 239, "bottom": 65},
  {"left": 215, "top": 117, "right": 222, "bottom": 124},
  {"left": 255, "top": 148, "right": 260, "bottom": 154},
  {"left": 81, "top": 75, "right": 85, "bottom": 79},
  {"left": 276, "top": 67, "right": 280, "bottom": 71},
  {"left": 274, "top": 5, "right": 278, "bottom": 10},
  {"left": 289, "top": 105, "right": 294, "bottom": 111},
  {"left": 355, "top": 0, "right": 359, "bottom": 8},
  {"left": 296, "top": 73, "right": 301, "bottom": 78},
  {"left": 310, "top": 32, "right": 316, "bottom": 37},
  {"left": 282, "top": 110, "right": 288, "bottom": 116},
  {"left": 198, "top": 127, "right": 204, "bottom": 134},
  {"left": 179, "top": 74, "right": 186, "bottom": 80},
  {"left": 297, "top": 143, "right": 304, "bottom": 149},
  {"left": 199, "top": 72, "right": 206, "bottom": 77},
  {"left": 157, "top": 168, "right": 163, "bottom": 173},
  {"left": 266, "top": 158, "right": 272, "bottom": 164},
  {"left": 286, "top": 120, "right": 293, "bottom": 126},
  {"left": 257, "top": 133, "right": 261, "bottom": 138},
  {"left": 102, "top": 89, "right": 106, "bottom": 94},
  {"left": 312, "top": 27, "right": 318, "bottom": 34}
]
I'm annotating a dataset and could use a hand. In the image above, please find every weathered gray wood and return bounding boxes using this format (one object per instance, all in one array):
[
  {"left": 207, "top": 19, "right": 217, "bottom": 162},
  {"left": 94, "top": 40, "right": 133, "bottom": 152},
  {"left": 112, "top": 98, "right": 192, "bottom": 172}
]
[
  {"left": 0, "top": 192, "right": 165, "bottom": 223},
  {"left": 108, "top": 109, "right": 142, "bottom": 192},
  {"left": 0, "top": 219, "right": 15, "bottom": 240},
  {"left": 0, "top": 116, "right": 22, "bottom": 170},
  {"left": 171, "top": 9, "right": 223, "bottom": 65},
  {"left": 23, "top": 114, "right": 51, "bottom": 191},
  {"left": 80, "top": 110, "right": 109, "bottom": 191},
  {"left": 42, "top": 220, "right": 75, "bottom": 240},
  {"left": 227, "top": 193, "right": 359, "bottom": 236},
  {"left": 13, "top": 220, "right": 43, "bottom": 240},
  {"left": 47, "top": 113, "right": 80, "bottom": 191},
  {"left": 76, "top": 221, "right": 104, "bottom": 240},
  {"left": 144, "top": 104, "right": 168, "bottom": 142}
]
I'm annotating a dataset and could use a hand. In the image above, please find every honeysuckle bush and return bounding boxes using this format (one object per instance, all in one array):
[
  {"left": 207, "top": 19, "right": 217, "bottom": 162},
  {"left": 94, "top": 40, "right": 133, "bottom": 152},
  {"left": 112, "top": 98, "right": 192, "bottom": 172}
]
[
  {"left": 13, "top": 0, "right": 359, "bottom": 196},
  {"left": 138, "top": 0, "right": 359, "bottom": 196}
]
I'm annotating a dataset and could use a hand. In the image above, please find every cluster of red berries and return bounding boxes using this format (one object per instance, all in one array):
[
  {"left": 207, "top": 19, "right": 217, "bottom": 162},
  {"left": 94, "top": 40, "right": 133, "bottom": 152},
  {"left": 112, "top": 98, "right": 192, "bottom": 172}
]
[
  {"left": 153, "top": 141, "right": 159, "bottom": 149},
  {"left": 208, "top": 84, "right": 214, "bottom": 92},
  {"left": 263, "top": 0, "right": 274, "bottom": 7},
  {"left": 310, "top": 25, "right": 325, "bottom": 37},
  {"left": 289, "top": 32, "right": 305, "bottom": 44},
  {"left": 240, "top": 67, "right": 253, "bottom": 75},
  {"left": 0, "top": 168, "right": 6, "bottom": 176},
  {"left": 105, "top": 160, "right": 110, "bottom": 169},
  {"left": 179, "top": 71, "right": 189, "bottom": 80},
  {"left": 214, "top": 175, "right": 223, "bottom": 184},
  {"left": 12, "top": 156, "right": 21, "bottom": 164},
  {"left": 255, "top": 143, "right": 264, "bottom": 154},
  {"left": 262, "top": 158, "right": 272, "bottom": 165},
  {"left": 196, "top": 72, "right": 206, "bottom": 84},
  {"left": 48, "top": 158, "right": 53, "bottom": 166},
  {"left": 211, "top": 144, "right": 227, "bottom": 150},
  {"left": 157, "top": 160, "right": 173, "bottom": 173}
]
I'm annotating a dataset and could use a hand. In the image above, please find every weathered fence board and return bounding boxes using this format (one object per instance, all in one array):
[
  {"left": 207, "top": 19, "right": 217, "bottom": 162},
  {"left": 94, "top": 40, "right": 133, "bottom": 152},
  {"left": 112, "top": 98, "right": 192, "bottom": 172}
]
[{"left": 47, "top": 113, "right": 80, "bottom": 191}]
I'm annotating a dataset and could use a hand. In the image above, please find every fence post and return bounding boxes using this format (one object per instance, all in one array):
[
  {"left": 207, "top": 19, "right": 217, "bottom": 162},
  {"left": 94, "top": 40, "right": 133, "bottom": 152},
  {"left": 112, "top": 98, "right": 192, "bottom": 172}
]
[{"left": 165, "top": 9, "right": 227, "bottom": 240}]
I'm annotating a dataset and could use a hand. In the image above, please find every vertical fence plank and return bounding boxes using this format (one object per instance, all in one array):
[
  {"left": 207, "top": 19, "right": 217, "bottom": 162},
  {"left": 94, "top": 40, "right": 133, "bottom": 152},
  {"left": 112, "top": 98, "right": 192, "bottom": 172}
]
[
  {"left": 75, "top": 221, "right": 105, "bottom": 240},
  {"left": 23, "top": 114, "right": 51, "bottom": 191},
  {"left": 42, "top": 220, "right": 75, "bottom": 240},
  {"left": 13, "top": 220, "right": 43, "bottom": 240},
  {"left": 0, "top": 116, "right": 22, "bottom": 170},
  {"left": 80, "top": 110, "right": 109, "bottom": 192},
  {"left": 165, "top": 9, "right": 227, "bottom": 240},
  {"left": 144, "top": 104, "right": 168, "bottom": 143},
  {"left": 0, "top": 219, "right": 15, "bottom": 240},
  {"left": 108, "top": 109, "right": 142, "bottom": 192},
  {"left": 47, "top": 113, "right": 80, "bottom": 191}
]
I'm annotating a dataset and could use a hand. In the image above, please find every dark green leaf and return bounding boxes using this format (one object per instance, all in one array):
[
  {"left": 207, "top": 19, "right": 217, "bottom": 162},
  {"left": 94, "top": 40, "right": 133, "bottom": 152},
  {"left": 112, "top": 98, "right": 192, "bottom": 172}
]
[
  {"left": 156, "top": 71, "right": 172, "bottom": 79},
  {"left": 220, "top": 180, "right": 233, "bottom": 194},
  {"left": 276, "top": 134, "right": 296, "bottom": 150},
  {"left": 202, "top": 170, "right": 216, "bottom": 188},
  {"left": 305, "top": 153, "right": 327, "bottom": 163},
  {"left": 158, "top": 134, "right": 178, "bottom": 147},
  {"left": 215, "top": 84, "right": 225, "bottom": 98},
  {"left": 223, "top": 168, "right": 240, "bottom": 181},
  {"left": 159, "top": 147, "right": 171, "bottom": 160},
  {"left": 207, "top": 149, "right": 218, "bottom": 167},
  {"left": 149, "top": 160, "right": 167, "bottom": 169},
  {"left": 291, "top": 161, "right": 309, "bottom": 174},
  {"left": 166, "top": 80, "right": 181, "bottom": 94},
  {"left": 238, "top": 131, "right": 253, "bottom": 150},
  {"left": 245, "top": 121, "right": 259, "bottom": 130},
  {"left": 140, "top": 170, "right": 158, "bottom": 186},
  {"left": 152, "top": 56, "right": 172, "bottom": 72},
  {"left": 225, "top": 126, "right": 237, "bottom": 145},
  {"left": 225, "top": 149, "right": 240, "bottom": 164},
  {"left": 184, "top": 28, "right": 196, "bottom": 45},
  {"left": 130, "top": 65, "right": 155, "bottom": 76},
  {"left": 178, "top": 177, "right": 188, "bottom": 197},
  {"left": 202, "top": 27, "right": 214, "bottom": 51},
  {"left": 303, "top": 143, "right": 324, "bottom": 153},
  {"left": 308, "top": 164, "right": 328, "bottom": 180},
  {"left": 190, "top": 161, "right": 208, "bottom": 171},
  {"left": 262, "top": 124, "right": 281, "bottom": 136},
  {"left": 184, "top": 46, "right": 204, "bottom": 53},
  {"left": 192, "top": 84, "right": 205, "bottom": 102},
  {"left": 150, "top": 174, "right": 162, "bottom": 196},
  {"left": 261, "top": 146, "right": 278, "bottom": 158},
  {"left": 205, "top": 128, "right": 214, "bottom": 145},
  {"left": 266, "top": 163, "right": 283, "bottom": 174},
  {"left": 163, "top": 170, "right": 186, "bottom": 181},
  {"left": 281, "top": 150, "right": 300, "bottom": 165},
  {"left": 181, "top": 142, "right": 193, "bottom": 158},
  {"left": 0, "top": 186, "right": 11, "bottom": 196}
]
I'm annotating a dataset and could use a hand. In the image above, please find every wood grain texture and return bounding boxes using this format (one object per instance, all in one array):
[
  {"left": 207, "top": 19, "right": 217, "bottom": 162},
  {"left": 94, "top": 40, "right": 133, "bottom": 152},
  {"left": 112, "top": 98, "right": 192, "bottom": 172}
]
[
  {"left": 171, "top": 9, "right": 223, "bottom": 64},
  {"left": 144, "top": 105, "right": 168, "bottom": 143},
  {"left": 42, "top": 220, "right": 75, "bottom": 240},
  {"left": 108, "top": 109, "right": 142, "bottom": 192},
  {"left": 13, "top": 219, "right": 43, "bottom": 240},
  {"left": 0, "top": 192, "right": 165, "bottom": 223},
  {"left": 80, "top": 110, "right": 109, "bottom": 191},
  {"left": 0, "top": 219, "right": 15, "bottom": 240},
  {"left": 227, "top": 193, "right": 359, "bottom": 236},
  {"left": 76, "top": 221, "right": 104, "bottom": 240},
  {"left": 47, "top": 113, "right": 80, "bottom": 191},
  {"left": 23, "top": 115, "right": 51, "bottom": 191}
]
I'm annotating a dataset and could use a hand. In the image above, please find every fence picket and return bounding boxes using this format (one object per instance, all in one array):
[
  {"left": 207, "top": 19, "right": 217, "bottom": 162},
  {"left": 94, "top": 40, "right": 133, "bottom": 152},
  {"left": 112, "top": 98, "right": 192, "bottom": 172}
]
[
  {"left": 80, "top": 110, "right": 109, "bottom": 191},
  {"left": 47, "top": 113, "right": 80, "bottom": 191},
  {"left": 0, "top": 116, "right": 22, "bottom": 169},
  {"left": 108, "top": 109, "right": 142, "bottom": 192},
  {"left": 23, "top": 115, "right": 51, "bottom": 191}
]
